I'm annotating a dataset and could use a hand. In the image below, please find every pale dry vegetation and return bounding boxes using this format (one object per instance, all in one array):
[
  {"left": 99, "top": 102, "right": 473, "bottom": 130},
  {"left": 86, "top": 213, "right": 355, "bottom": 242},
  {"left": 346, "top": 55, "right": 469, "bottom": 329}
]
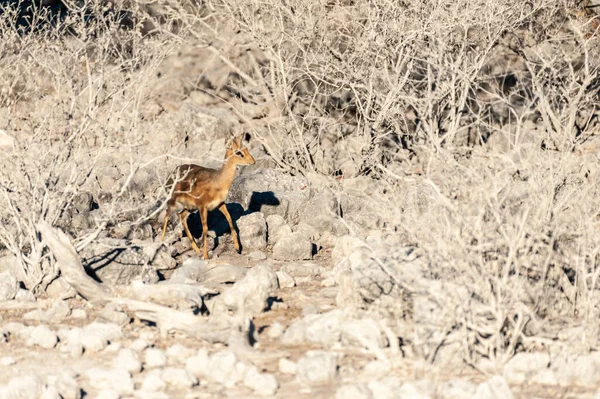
[{"left": 1, "top": 0, "right": 600, "bottom": 395}]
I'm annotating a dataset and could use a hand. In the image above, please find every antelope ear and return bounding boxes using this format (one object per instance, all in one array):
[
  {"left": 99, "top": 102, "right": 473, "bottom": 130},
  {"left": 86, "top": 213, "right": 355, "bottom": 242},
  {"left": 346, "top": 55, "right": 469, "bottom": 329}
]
[
  {"left": 243, "top": 132, "right": 251, "bottom": 143},
  {"left": 225, "top": 133, "right": 236, "bottom": 149}
]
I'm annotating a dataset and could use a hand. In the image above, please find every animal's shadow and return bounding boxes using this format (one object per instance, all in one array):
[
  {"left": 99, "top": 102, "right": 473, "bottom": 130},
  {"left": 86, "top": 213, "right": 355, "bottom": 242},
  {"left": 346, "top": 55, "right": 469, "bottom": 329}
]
[{"left": 183, "top": 191, "right": 280, "bottom": 253}]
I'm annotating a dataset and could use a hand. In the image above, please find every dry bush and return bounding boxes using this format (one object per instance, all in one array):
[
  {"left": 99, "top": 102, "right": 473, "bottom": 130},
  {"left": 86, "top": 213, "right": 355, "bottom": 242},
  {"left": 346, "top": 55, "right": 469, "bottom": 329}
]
[{"left": 0, "top": 0, "right": 201, "bottom": 293}]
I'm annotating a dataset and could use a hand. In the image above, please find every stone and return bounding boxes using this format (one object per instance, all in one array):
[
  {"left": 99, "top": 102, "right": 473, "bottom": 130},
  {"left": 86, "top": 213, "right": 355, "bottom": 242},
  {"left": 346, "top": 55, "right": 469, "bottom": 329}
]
[
  {"left": 2, "top": 375, "right": 43, "bottom": 399},
  {"left": 367, "top": 377, "right": 404, "bottom": 399},
  {"left": 86, "top": 368, "right": 134, "bottom": 395},
  {"left": 28, "top": 325, "right": 58, "bottom": 349},
  {"left": 266, "top": 215, "right": 292, "bottom": 245},
  {"left": 96, "top": 390, "right": 120, "bottom": 399},
  {"left": 45, "top": 277, "right": 77, "bottom": 300},
  {"left": 207, "top": 350, "right": 241, "bottom": 387},
  {"left": 276, "top": 270, "right": 295, "bottom": 288},
  {"left": 273, "top": 232, "right": 313, "bottom": 261},
  {"left": 437, "top": 380, "right": 477, "bottom": 399},
  {"left": 141, "top": 370, "right": 167, "bottom": 392},
  {"left": 0, "top": 271, "right": 18, "bottom": 300},
  {"left": 281, "top": 262, "right": 325, "bottom": 278},
  {"left": 0, "top": 129, "right": 15, "bottom": 149},
  {"left": 161, "top": 367, "right": 198, "bottom": 389},
  {"left": 278, "top": 358, "right": 297, "bottom": 375},
  {"left": 71, "top": 309, "right": 88, "bottom": 320},
  {"left": 471, "top": 376, "right": 513, "bottom": 399},
  {"left": 40, "top": 386, "right": 62, "bottom": 399},
  {"left": 212, "top": 264, "right": 278, "bottom": 317},
  {"left": 166, "top": 344, "right": 194, "bottom": 365},
  {"left": 503, "top": 352, "right": 551, "bottom": 385},
  {"left": 113, "top": 348, "right": 142, "bottom": 373},
  {"left": 282, "top": 310, "right": 344, "bottom": 347},
  {"left": 299, "top": 192, "right": 346, "bottom": 236},
  {"left": 99, "top": 305, "right": 131, "bottom": 327},
  {"left": 267, "top": 322, "right": 285, "bottom": 339},
  {"left": 247, "top": 251, "right": 267, "bottom": 261},
  {"left": 243, "top": 366, "right": 279, "bottom": 396},
  {"left": 129, "top": 339, "right": 150, "bottom": 352},
  {"left": 237, "top": 212, "right": 267, "bottom": 250},
  {"left": 53, "top": 372, "right": 81, "bottom": 399},
  {"left": 553, "top": 353, "right": 600, "bottom": 387},
  {"left": 296, "top": 351, "right": 338, "bottom": 385},
  {"left": 144, "top": 348, "right": 168, "bottom": 368},
  {"left": 294, "top": 222, "right": 319, "bottom": 241},
  {"left": 0, "top": 356, "right": 16, "bottom": 366},
  {"left": 14, "top": 289, "right": 36, "bottom": 302},
  {"left": 80, "top": 322, "right": 123, "bottom": 353},
  {"left": 336, "top": 384, "right": 373, "bottom": 399},
  {"left": 45, "top": 300, "right": 72, "bottom": 322},
  {"left": 185, "top": 348, "right": 210, "bottom": 377},
  {"left": 341, "top": 319, "right": 387, "bottom": 354}
]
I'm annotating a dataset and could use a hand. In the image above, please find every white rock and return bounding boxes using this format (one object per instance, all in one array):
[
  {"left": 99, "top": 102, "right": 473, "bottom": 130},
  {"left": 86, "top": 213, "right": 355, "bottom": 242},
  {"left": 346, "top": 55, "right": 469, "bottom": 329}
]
[
  {"left": 161, "top": 367, "right": 198, "bottom": 389},
  {"left": 28, "top": 325, "right": 58, "bottom": 349},
  {"left": 0, "top": 271, "right": 18, "bottom": 301},
  {"left": 86, "top": 368, "right": 134, "bottom": 395},
  {"left": 367, "top": 377, "right": 404, "bottom": 399},
  {"left": 45, "top": 300, "right": 72, "bottom": 322},
  {"left": 278, "top": 358, "right": 297, "bottom": 375},
  {"left": 273, "top": 232, "right": 313, "bottom": 261},
  {"left": 296, "top": 351, "right": 338, "bottom": 385},
  {"left": 341, "top": 318, "right": 386, "bottom": 356},
  {"left": 248, "top": 251, "right": 268, "bottom": 261},
  {"left": 113, "top": 348, "right": 142, "bottom": 373},
  {"left": 282, "top": 309, "right": 343, "bottom": 347},
  {"left": 81, "top": 322, "right": 123, "bottom": 353},
  {"left": 207, "top": 350, "right": 240, "bottom": 387},
  {"left": 503, "top": 352, "right": 550, "bottom": 384},
  {"left": 70, "top": 309, "right": 88, "bottom": 319},
  {"left": 166, "top": 344, "right": 194, "bottom": 364},
  {"left": 130, "top": 338, "right": 150, "bottom": 352},
  {"left": 398, "top": 382, "right": 433, "bottom": 399},
  {"left": 336, "top": 384, "right": 373, "bottom": 399},
  {"left": 14, "top": 289, "right": 36, "bottom": 302},
  {"left": 267, "top": 322, "right": 285, "bottom": 339},
  {"left": 237, "top": 212, "right": 267, "bottom": 250},
  {"left": 2, "top": 375, "right": 43, "bottom": 399},
  {"left": 0, "top": 356, "right": 16, "bottom": 366},
  {"left": 99, "top": 306, "right": 130, "bottom": 327},
  {"left": 266, "top": 215, "right": 292, "bottom": 245},
  {"left": 141, "top": 370, "right": 167, "bottom": 392},
  {"left": 437, "top": 379, "right": 477, "bottom": 399},
  {"left": 145, "top": 348, "right": 167, "bottom": 368},
  {"left": 62, "top": 328, "right": 84, "bottom": 357},
  {"left": 185, "top": 348, "right": 210, "bottom": 377},
  {"left": 471, "top": 376, "right": 513, "bottom": 399},
  {"left": 53, "top": 372, "right": 81, "bottom": 399},
  {"left": 552, "top": 353, "right": 600, "bottom": 387},
  {"left": 40, "top": 386, "right": 62, "bottom": 399},
  {"left": 276, "top": 270, "right": 296, "bottom": 288},
  {"left": 213, "top": 265, "right": 278, "bottom": 317},
  {"left": 243, "top": 366, "right": 279, "bottom": 396},
  {"left": 96, "top": 390, "right": 120, "bottom": 399}
]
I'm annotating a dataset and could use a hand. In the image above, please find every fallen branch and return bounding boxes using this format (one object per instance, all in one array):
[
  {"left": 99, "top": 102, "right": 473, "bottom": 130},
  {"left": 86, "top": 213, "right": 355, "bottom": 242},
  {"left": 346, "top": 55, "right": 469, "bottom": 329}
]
[
  {"left": 38, "top": 221, "right": 113, "bottom": 304},
  {"left": 0, "top": 300, "right": 50, "bottom": 311}
]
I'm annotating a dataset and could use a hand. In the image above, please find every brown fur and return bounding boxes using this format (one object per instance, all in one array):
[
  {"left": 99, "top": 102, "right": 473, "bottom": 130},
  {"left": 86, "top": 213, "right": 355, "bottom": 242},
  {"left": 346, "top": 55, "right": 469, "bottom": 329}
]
[{"left": 161, "top": 134, "right": 256, "bottom": 259}]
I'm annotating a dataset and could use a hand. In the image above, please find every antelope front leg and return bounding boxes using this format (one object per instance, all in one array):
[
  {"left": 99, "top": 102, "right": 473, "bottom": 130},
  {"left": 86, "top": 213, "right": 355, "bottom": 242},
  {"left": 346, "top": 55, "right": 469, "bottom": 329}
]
[
  {"left": 201, "top": 206, "right": 209, "bottom": 260},
  {"left": 219, "top": 203, "right": 240, "bottom": 253},
  {"left": 179, "top": 210, "right": 201, "bottom": 254}
]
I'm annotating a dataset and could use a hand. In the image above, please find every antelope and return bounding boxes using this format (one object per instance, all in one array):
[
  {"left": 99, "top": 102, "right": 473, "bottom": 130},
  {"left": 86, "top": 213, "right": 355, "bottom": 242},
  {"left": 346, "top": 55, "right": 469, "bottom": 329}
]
[{"left": 160, "top": 133, "right": 255, "bottom": 259}]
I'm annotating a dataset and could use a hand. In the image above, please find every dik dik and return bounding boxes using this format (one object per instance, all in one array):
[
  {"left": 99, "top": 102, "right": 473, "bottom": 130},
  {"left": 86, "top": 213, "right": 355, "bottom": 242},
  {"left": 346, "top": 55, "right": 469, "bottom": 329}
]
[{"left": 161, "top": 133, "right": 255, "bottom": 259}]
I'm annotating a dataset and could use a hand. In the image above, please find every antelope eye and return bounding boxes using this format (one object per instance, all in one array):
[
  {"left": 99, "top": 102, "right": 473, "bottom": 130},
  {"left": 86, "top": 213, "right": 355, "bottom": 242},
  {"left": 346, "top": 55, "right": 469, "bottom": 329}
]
[{"left": 235, "top": 150, "right": 244, "bottom": 158}]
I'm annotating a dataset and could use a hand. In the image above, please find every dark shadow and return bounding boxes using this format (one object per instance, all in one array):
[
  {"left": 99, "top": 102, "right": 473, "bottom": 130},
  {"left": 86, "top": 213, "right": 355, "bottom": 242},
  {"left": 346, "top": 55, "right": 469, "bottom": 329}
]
[
  {"left": 247, "top": 320, "right": 257, "bottom": 347},
  {"left": 247, "top": 191, "right": 280, "bottom": 214},
  {"left": 265, "top": 296, "right": 283, "bottom": 312}
]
